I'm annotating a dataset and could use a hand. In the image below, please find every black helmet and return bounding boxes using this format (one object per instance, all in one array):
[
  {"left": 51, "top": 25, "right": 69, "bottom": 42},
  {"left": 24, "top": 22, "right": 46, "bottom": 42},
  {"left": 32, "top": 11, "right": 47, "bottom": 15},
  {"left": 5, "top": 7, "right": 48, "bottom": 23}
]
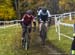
[
  {"left": 26, "top": 10, "right": 32, "bottom": 15},
  {"left": 38, "top": 7, "right": 42, "bottom": 11},
  {"left": 42, "top": 7, "right": 47, "bottom": 13}
]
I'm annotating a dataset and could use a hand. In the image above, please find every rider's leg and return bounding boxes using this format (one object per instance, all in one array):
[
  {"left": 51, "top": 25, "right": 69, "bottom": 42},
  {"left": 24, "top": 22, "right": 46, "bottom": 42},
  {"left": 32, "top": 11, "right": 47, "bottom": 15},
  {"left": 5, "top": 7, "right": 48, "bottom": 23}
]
[
  {"left": 22, "top": 24, "right": 27, "bottom": 47},
  {"left": 28, "top": 24, "right": 32, "bottom": 40},
  {"left": 37, "top": 19, "right": 40, "bottom": 31},
  {"left": 22, "top": 23, "right": 26, "bottom": 39},
  {"left": 45, "top": 21, "right": 48, "bottom": 31},
  {"left": 28, "top": 24, "right": 32, "bottom": 33},
  {"left": 27, "top": 24, "right": 32, "bottom": 49},
  {"left": 39, "top": 22, "right": 43, "bottom": 32}
]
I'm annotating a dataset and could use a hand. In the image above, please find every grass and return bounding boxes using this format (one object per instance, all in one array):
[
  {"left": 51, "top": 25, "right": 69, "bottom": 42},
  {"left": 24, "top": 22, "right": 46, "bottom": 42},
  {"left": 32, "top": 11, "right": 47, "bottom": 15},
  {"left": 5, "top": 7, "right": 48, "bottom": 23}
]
[
  {"left": 60, "top": 25, "right": 73, "bottom": 36},
  {"left": 47, "top": 20, "right": 74, "bottom": 54},
  {"left": 0, "top": 20, "right": 74, "bottom": 55},
  {"left": 0, "top": 24, "right": 43, "bottom": 55},
  {"left": 47, "top": 17, "right": 75, "bottom": 54},
  {"left": 0, "top": 24, "right": 28, "bottom": 55},
  {"left": 61, "top": 17, "right": 75, "bottom": 24}
]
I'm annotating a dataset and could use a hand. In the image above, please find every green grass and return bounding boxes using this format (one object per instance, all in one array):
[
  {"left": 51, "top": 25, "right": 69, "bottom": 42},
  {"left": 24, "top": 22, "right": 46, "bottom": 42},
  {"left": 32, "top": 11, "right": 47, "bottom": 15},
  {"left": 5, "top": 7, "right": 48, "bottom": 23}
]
[
  {"left": 47, "top": 25, "right": 73, "bottom": 54},
  {"left": 0, "top": 23, "right": 74, "bottom": 55},
  {"left": 47, "top": 17, "right": 74, "bottom": 54},
  {"left": 0, "top": 24, "right": 41, "bottom": 55},
  {"left": 61, "top": 17, "right": 75, "bottom": 24},
  {"left": 0, "top": 25, "right": 28, "bottom": 55},
  {"left": 60, "top": 25, "right": 73, "bottom": 36}
]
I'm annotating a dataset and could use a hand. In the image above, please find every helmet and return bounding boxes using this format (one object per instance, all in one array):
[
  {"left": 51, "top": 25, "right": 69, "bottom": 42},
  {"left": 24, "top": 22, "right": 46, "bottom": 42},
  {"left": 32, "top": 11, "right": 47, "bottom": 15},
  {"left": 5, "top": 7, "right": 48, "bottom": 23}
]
[
  {"left": 38, "top": 7, "right": 42, "bottom": 11},
  {"left": 42, "top": 7, "right": 47, "bottom": 13},
  {"left": 26, "top": 10, "right": 32, "bottom": 15}
]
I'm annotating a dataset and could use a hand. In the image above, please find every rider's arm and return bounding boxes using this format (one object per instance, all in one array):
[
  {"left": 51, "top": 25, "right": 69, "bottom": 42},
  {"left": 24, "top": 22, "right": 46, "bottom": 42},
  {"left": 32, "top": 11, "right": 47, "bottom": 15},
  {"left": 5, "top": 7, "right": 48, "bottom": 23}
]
[
  {"left": 47, "top": 10, "right": 51, "bottom": 18},
  {"left": 22, "top": 18, "right": 24, "bottom": 21},
  {"left": 37, "top": 10, "right": 42, "bottom": 21},
  {"left": 38, "top": 10, "right": 42, "bottom": 17},
  {"left": 47, "top": 10, "right": 51, "bottom": 21},
  {"left": 38, "top": 10, "right": 42, "bottom": 15},
  {"left": 33, "top": 17, "right": 37, "bottom": 22},
  {"left": 21, "top": 14, "right": 26, "bottom": 21},
  {"left": 31, "top": 15, "right": 35, "bottom": 22}
]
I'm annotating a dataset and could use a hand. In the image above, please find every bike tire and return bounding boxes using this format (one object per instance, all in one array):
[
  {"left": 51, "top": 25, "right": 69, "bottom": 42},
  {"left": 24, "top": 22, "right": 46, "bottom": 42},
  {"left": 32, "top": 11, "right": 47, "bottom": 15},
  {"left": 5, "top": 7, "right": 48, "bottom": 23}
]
[
  {"left": 22, "top": 29, "right": 30, "bottom": 50},
  {"left": 24, "top": 32, "right": 30, "bottom": 50},
  {"left": 40, "top": 23, "right": 47, "bottom": 45}
]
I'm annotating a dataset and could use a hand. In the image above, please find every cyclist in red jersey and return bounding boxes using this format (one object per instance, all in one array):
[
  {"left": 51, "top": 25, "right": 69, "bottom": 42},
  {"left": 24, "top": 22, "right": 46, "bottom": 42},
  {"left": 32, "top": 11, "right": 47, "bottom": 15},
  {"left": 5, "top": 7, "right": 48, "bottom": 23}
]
[
  {"left": 21, "top": 10, "right": 35, "bottom": 48},
  {"left": 22, "top": 10, "right": 34, "bottom": 26}
]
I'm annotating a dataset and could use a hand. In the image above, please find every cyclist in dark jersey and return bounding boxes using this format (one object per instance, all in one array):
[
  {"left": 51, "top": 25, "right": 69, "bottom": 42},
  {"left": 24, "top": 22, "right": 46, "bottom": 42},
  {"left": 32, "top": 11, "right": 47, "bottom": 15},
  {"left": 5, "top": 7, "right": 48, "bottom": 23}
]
[
  {"left": 38, "top": 7, "right": 51, "bottom": 45},
  {"left": 38, "top": 7, "right": 51, "bottom": 32}
]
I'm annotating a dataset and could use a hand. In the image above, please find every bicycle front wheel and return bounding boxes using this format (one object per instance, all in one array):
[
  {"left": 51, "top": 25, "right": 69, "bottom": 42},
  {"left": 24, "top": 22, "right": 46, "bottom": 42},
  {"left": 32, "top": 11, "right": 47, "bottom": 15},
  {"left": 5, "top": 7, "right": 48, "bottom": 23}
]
[
  {"left": 25, "top": 34, "right": 30, "bottom": 50},
  {"left": 40, "top": 24, "right": 47, "bottom": 45}
]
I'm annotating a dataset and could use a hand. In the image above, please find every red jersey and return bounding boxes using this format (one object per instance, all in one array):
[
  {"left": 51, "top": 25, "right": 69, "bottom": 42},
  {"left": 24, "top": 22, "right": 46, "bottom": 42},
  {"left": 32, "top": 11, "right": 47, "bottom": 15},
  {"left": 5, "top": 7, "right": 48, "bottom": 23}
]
[{"left": 22, "top": 14, "right": 34, "bottom": 25}]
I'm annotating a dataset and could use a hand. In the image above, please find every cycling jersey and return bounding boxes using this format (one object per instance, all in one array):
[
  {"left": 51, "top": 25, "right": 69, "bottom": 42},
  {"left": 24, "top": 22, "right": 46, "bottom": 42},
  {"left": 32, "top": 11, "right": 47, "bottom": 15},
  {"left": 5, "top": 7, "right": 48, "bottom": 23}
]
[
  {"left": 38, "top": 10, "right": 51, "bottom": 22},
  {"left": 22, "top": 14, "right": 34, "bottom": 25}
]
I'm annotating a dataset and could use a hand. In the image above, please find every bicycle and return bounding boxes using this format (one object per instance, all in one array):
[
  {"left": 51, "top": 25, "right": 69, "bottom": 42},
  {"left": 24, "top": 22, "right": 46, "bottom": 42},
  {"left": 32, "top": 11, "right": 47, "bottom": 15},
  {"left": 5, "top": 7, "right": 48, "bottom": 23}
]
[
  {"left": 40, "top": 21, "right": 47, "bottom": 45},
  {"left": 22, "top": 25, "right": 30, "bottom": 50}
]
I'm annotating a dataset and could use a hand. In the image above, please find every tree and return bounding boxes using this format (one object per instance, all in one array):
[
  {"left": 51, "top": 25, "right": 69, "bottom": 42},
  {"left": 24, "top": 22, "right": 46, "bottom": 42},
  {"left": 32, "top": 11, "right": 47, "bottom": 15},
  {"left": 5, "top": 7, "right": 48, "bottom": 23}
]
[
  {"left": 46, "top": 0, "right": 59, "bottom": 14},
  {"left": 0, "top": 0, "right": 16, "bottom": 20},
  {"left": 59, "top": 0, "right": 75, "bottom": 13}
]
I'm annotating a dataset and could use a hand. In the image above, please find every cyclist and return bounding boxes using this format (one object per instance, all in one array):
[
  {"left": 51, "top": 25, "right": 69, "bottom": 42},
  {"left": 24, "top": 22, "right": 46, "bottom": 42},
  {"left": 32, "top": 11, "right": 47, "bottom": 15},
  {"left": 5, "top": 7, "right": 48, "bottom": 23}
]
[
  {"left": 21, "top": 10, "right": 35, "bottom": 48},
  {"left": 38, "top": 7, "right": 51, "bottom": 32},
  {"left": 38, "top": 7, "right": 51, "bottom": 45}
]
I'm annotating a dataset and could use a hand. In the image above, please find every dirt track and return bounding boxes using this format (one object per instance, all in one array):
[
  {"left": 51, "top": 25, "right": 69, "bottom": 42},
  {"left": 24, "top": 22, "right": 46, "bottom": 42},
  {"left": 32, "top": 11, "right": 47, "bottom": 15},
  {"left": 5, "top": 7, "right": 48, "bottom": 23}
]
[
  {"left": 26, "top": 29, "right": 66, "bottom": 55},
  {"left": 14, "top": 26, "right": 66, "bottom": 55}
]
